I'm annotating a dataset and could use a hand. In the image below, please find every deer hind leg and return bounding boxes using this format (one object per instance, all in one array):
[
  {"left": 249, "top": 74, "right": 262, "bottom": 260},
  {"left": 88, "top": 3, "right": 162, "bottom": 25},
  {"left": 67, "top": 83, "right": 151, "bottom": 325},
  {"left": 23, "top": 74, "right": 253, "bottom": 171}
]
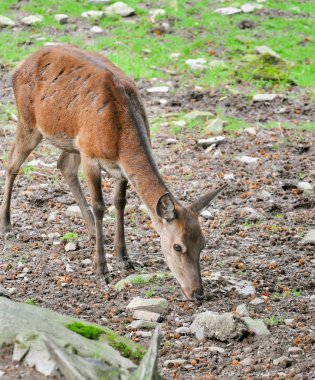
[
  {"left": 113, "top": 179, "right": 134, "bottom": 270},
  {"left": 57, "top": 152, "right": 96, "bottom": 238},
  {"left": 0, "top": 124, "right": 42, "bottom": 233},
  {"left": 81, "top": 156, "right": 110, "bottom": 281}
]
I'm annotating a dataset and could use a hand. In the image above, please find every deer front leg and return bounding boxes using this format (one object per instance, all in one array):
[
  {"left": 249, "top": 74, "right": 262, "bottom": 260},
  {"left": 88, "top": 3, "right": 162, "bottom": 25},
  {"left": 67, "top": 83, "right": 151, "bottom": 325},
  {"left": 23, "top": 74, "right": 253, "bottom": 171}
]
[
  {"left": 114, "top": 179, "right": 134, "bottom": 270},
  {"left": 81, "top": 157, "right": 110, "bottom": 282}
]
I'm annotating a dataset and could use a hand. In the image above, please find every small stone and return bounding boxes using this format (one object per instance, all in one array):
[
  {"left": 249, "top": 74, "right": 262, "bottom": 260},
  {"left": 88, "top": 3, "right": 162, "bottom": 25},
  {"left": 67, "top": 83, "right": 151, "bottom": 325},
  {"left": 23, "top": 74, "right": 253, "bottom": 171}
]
[
  {"left": 310, "top": 295, "right": 315, "bottom": 302},
  {"left": 0, "top": 369, "right": 4, "bottom": 377},
  {"left": 21, "top": 15, "right": 43, "bottom": 25},
  {"left": 224, "top": 173, "right": 234, "bottom": 180},
  {"left": 288, "top": 347, "right": 303, "bottom": 355},
  {"left": 242, "top": 317, "right": 270, "bottom": 336},
  {"left": 273, "top": 356, "right": 292, "bottom": 368},
  {"left": 0, "top": 15, "right": 15, "bottom": 26},
  {"left": 171, "top": 120, "right": 186, "bottom": 128},
  {"left": 297, "top": 181, "right": 313, "bottom": 195},
  {"left": 54, "top": 14, "right": 68, "bottom": 24},
  {"left": 236, "top": 304, "right": 249, "bottom": 317},
  {"left": 133, "top": 310, "right": 162, "bottom": 322},
  {"left": 47, "top": 212, "right": 58, "bottom": 222},
  {"left": 184, "top": 110, "right": 214, "bottom": 123},
  {"left": 239, "top": 357, "right": 253, "bottom": 366},
  {"left": 253, "top": 93, "right": 278, "bottom": 101},
  {"left": 302, "top": 229, "right": 315, "bottom": 245},
  {"left": 215, "top": 7, "right": 241, "bottom": 15},
  {"left": 66, "top": 205, "right": 82, "bottom": 218},
  {"left": 166, "top": 138, "right": 178, "bottom": 145},
  {"left": 259, "top": 190, "right": 272, "bottom": 200},
  {"left": 197, "top": 136, "right": 226, "bottom": 148},
  {"left": 185, "top": 58, "right": 207, "bottom": 71},
  {"left": 125, "top": 204, "right": 135, "bottom": 214},
  {"left": 105, "top": 2, "right": 135, "bottom": 17},
  {"left": 206, "top": 118, "right": 224, "bottom": 136},
  {"left": 175, "top": 327, "right": 190, "bottom": 335},
  {"left": 8, "top": 287, "right": 17, "bottom": 295},
  {"left": 249, "top": 297, "right": 265, "bottom": 306},
  {"left": 242, "top": 127, "right": 257, "bottom": 136},
  {"left": 127, "top": 320, "right": 159, "bottom": 329},
  {"left": 200, "top": 210, "right": 212, "bottom": 219},
  {"left": 81, "top": 10, "right": 104, "bottom": 19},
  {"left": 158, "top": 99, "right": 167, "bottom": 105},
  {"left": 240, "top": 207, "right": 263, "bottom": 221},
  {"left": 108, "top": 205, "right": 116, "bottom": 217},
  {"left": 82, "top": 258, "right": 92, "bottom": 266},
  {"left": 127, "top": 297, "right": 168, "bottom": 314},
  {"left": 147, "top": 86, "right": 169, "bottom": 93},
  {"left": 209, "top": 346, "right": 225, "bottom": 354},
  {"left": 284, "top": 319, "right": 294, "bottom": 326},
  {"left": 90, "top": 25, "right": 103, "bottom": 34},
  {"left": 212, "top": 149, "right": 222, "bottom": 159},
  {"left": 164, "top": 359, "right": 187, "bottom": 368},
  {"left": 135, "top": 330, "right": 152, "bottom": 338},
  {"left": 255, "top": 45, "right": 280, "bottom": 57},
  {"left": 65, "top": 242, "right": 77, "bottom": 252},
  {"left": 236, "top": 156, "right": 259, "bottom": 165},
  {"left": 65, "top": 264, "right": 73, "bottom": 273}
]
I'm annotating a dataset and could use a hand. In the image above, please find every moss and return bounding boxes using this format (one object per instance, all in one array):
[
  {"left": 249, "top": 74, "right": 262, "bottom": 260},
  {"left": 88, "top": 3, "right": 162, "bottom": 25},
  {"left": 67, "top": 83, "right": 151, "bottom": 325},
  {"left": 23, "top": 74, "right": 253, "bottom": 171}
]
[
  {"left": 236, "top": 53, "right": 293, "bottom": 84},
  {"left": 66, "top": 322, "right": 103, "bottom": 340}
]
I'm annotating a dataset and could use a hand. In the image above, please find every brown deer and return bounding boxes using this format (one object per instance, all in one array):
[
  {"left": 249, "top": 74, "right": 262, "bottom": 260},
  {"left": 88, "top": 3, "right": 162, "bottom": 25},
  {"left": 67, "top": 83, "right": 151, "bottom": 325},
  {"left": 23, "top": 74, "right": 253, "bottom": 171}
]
[{"left": 0, "top": 46, "right": 226, "bottom": 301}]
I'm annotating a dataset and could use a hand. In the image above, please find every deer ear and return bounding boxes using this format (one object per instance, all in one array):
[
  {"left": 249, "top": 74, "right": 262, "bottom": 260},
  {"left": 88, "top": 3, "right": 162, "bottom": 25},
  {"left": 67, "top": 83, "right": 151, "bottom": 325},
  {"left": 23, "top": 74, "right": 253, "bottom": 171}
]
[
  {"left": 190, "top": 184, "right": 227, "bottom": 214},
  {"left": 156, "top": 193, "right": 176, "bottom": 221}
]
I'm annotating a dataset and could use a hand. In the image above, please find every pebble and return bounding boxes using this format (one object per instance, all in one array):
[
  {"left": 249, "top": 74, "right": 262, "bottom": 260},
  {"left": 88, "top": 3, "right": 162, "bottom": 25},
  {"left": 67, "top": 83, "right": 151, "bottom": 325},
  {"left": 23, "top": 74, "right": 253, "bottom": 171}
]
[
  {"left": 90, "top": 25, "right": 103, "bottom": 34},
  {"left": 197, "top": 136, "right": 226, "bottom": 148},
  {"left": 249, "top": 297, "right": 265, "bottom": 306},
  {"left": 105, "top": 2, "right": 135, "bottom": 17},
  {"left": 255, "top": 45, "right": 280, "bottom": 57},
  {"left": 239, "top": 357, "right": 253, "bottom": 366},
  {"left": 21, "top": 15, "right": 43, "bottom": 25},
  {"left": 65, "top": 242, "right": 77, "bottom": 252},
  {"left": 81, "top": 10, "right": 104, "bottom": 19},
  {"left": 215, "top": 7, "right": 241, "bottom": 15},
  {"left": 206, "top": 118, "right": 224, "bottom": 136},
  {"left": 166, "top": 138, "right": 178, "bottom": 145},
  {"left": 240, "top": 207, "right": 263, "bottom": 222},
  {"left": 223, "top": 173, "right": 234, "bottom": 180},
  {"left": 253, "top": 93, "right": 278, "bottom": 102},
  {"left": 133, "top": 309, "right": 162, "bottom": 322},
  {"left": 301, "top": 229, "right": 315, "bottom": 245},
  {"left": 147, "top": 86, "right": 170, "bottom": 93},
  {"left": 273, "top": 356, "right": 292, "bottom": 368},
  {"left": 242, "top": 127, "right": 257, "bottom": 136},
  {"left": 209, "top": 346, "right": 225, "bottom": 354},
  {"left": 288, "top": 347, "right": 303, "bottom": 355},
  {"left": 297, "top": 181, "right": 313, "bottom": 195},
  {"left": 284, "top": 319, "right": 294, "bottom": 326},
  {"left": 66, "top": 205, "right": 82, "bottom": 218},
  {"left": 164, "top": 359, "right": 187, "bottom": 368},
  {"left": 0, "top": 15, "right": 15, "bottom": 26},
  {"left": 54, "top": 14, "right": 68, "bottom": 24},
  {"left": 127, "top": 297, "right": 168, "bottom": 314},
  {"left": 259, "top": 190, "right": 272, "bottom": 200},
  {"left": 82, "top": 258, "right": 92, "bottom": 266},
  {"left": 175, "top": 326, "right": 190, "bottom": 335},
  {"left": 200, "top": 210, "right": 212, "bottom": 219},
  {"left": 236, "top": 303, "right": 249, "bottom": 317},
  {"left": 135, "top": 330, "right": 152, "bottom": 338},
  {"left": 236, "top": 156, "right": 259, "bottom": 165},
  {"left": 47, "top": 212, "right": 58, "bottom": 222},
  {"left": 242, "top": 317, "right": 270, "bottom": 336},
  {"left": 185, "top": 58, "right": 207, "bottom": 71}
]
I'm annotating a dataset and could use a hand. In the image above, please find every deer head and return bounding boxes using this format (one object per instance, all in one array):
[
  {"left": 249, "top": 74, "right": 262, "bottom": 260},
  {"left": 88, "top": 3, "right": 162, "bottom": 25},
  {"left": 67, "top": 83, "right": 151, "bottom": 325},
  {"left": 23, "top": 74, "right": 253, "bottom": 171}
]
[{"left": 156, "top": 184, "right": 227, "bottom": 301}]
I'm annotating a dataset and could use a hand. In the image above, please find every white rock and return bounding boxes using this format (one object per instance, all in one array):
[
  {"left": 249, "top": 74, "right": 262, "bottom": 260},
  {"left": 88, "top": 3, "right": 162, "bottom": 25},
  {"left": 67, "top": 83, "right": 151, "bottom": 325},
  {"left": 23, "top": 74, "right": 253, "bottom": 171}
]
[
  {"left": 288, "top": 347, "right": 303, "bottom": 355},
  {"left": 200, "top": 210, "right": 212, "bottom": 219},
  {"left": 249, "top": 297, "right": 265, "bottom": 306},
  {"left": 297, "top": 181, "right": 313, "bottom": 194},
  {"left": 175, "top": 326, "right": 190, "bottom": 335},
  {"left": 242, "top": 317, "right": 270, "bottom": 336},
  {"left": 158, "top": 98, "right": 168, "bottom": 105},
  {"left": 81, "top": 10, "right": 104, "bottom": 19},
  {"left": 82, "top": 258, "right": 92, "bottom": 266},
  {"left": 127, "top": 320, "right": 159, "bottom": 329},
  {"left": 90, "top": 25, "right": 103, "bottom": 34},
  {"left": 215, "top": 7, "right": 241, "bottom": 15},
  {"left": 273, "top": 356, "right": 291, "bottom": 367},
  {"left": 240, "top": 207, "right": 263, "bottom": 221},
  {"left": 138, "top": 204, "right": 148, "bottom": 213},
  {"left": 47, "top": 212, "right": 58, "bottom": 222},
  {"left": 253, "top": 93, "right": 278, "bottom": 101},
  {"left": 185, "top": 58, "right": 207, "bottom": 71},
  {"left": 242, "top": 127, "right": 257, "bottom": 136},
  {"left": 21, "top": 15, "right": 43, "bottom": 25},
  {"left": 206, "top": 118, "right": 224, "bottom": 136},
  {"left": 259, "top": 190, "right": 272, "bottom": 200},
  {"left": 209, "top": 346, "right": 225, "bottom": 354},
  {"left": 164, "top": 359, "right": 187, "bottom": 367},
  {"left": 65, "top": 242, "right": 77, "bottom": 252},
  {"left": 197, "top": 136, "right": 226, "bottom": 148},
  {"left": 66, "top": 205, "right": 82, "bottom": 218},
  {"left": 212, "top": 149, "right": 222, "bottom": 158},
  {"left": 241, "top": 3, "right": 262, "bottom": 13},
  {"left": 135, "top": 330, "right": 152, "bottom": 338},
  {"left": 255, "top": 45, "right": 280, "bottom": 57},
  {"left": 224, "top": 173, "right": 234, "bottom": 180},
  {"left": 236, "top": 156, "right": 259, "bottom": 165},
  {"left": 147, "top": 86, "right": 170, "bottom": 93},
  {"left": 65, "top": 264, "right": 73, "bottom": 273},
  {"left": 236, "top": 303, "right": 249, "bottom": 317},
  {"left": 44, "top": 42, "right": 63, "bottom": 47},
  {"left": 105, "top": 2, "right": 135, "bottom": 17},
  {"left": 0, "top": 370, "right": 4, "bottom": 377},
  {"left": 284, "top": 318, "right": 294, "bottom": 326},
  {"left": 171, "top": 120, "right": 186, "bottom": 127},
  {"left": 0, "top": 15, "right": 15, "bottom": 26},
  {"left": 133, "top": 310, "right": 162, "bottom": 322},
  {"left": 165, "top": 138, "right": 178, "bottom": 145},
  {"left": 170, "top": 53, "right": 181, "bottom": 59},
  {"left": 108, "top": 205, "right": 116, "bottom": 217},
  {"left": 54, "top": 14, "right": 68, "bottom": 24},
  {"left": 127, "top": 297, "right": 168, "bottom": 314},
  {"left": 239, "top": 357, "right": 253, "bottom": 366},
  {"left": 302, "top": 229, "right": 315, "bottom": 245}
]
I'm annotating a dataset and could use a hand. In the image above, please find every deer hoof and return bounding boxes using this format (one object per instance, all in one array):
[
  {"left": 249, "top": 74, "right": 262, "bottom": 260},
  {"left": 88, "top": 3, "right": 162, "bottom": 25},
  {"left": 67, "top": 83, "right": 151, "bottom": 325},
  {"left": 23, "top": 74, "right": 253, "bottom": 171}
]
[{"left": 97, "top": 271, "right": 113, "bottom": 284}]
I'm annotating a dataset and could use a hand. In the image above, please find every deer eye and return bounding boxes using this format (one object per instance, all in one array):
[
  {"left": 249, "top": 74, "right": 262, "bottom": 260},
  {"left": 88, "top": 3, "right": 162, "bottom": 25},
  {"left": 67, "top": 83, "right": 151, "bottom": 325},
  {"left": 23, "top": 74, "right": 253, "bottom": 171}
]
[{"left": 173, "top": 244, "right": 182, "bottom": 252}]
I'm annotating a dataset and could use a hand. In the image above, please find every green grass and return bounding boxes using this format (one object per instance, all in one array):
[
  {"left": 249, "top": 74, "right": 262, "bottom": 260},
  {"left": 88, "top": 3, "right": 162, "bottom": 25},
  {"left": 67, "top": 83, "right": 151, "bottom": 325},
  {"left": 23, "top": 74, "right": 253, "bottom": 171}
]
[
  {"left": 61, "top": 232, "right": 79, "bottom": 242},
  {"left": 66, "top": 321, "right": 102, "bottom": 340},
  {"left": 264, "top": 315, "right": 285, "bottom": 327},
  {"left": 271, "top": 288, "right": 302, "bottom": 299},
  {"left": 24, "top": 298, "right": 39, "bottom": 306}
]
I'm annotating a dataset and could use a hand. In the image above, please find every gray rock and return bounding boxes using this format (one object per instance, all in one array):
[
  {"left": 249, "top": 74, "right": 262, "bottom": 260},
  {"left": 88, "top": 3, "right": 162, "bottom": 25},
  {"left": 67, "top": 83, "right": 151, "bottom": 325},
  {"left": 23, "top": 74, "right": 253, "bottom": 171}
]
[
  {"left": 224, "top": 173, "right": 235, "bottom": 180},
  {"left": 195, "top": 326, "right": 207, "bottom": 341},
  {"left": 197, "top": 136, "right": 226, "bottom": 148},
  {"left": 236, "top": 156, "right": 259, "bottom": 165},
  {"left": 284, "top": 318, "right": 294, "bottom": 326},
  {"left": 259, "top": 190, "right": 272, "bottom": 200},
  {"left": 128, "top": 320, "right": 159, "bottom": 330},
  {"left": 66, "top": 205, "right": 82, "bottom": 218},
  {"left": 297, "top": 181, "right": 314, "bottom": 195},
  {"left": 147, "top": 86, "right": 169, "bottom": 93},
  {"left": 200, "top": 210, "right": 212, "bottom": 219},
  {"left": 302, "top": 229, "right": 315, "bottom": 245},
  {"left": 65, "top": 242, "right": 77, "bottom": 252},
  {"left": 236, "top": 304, "right": 249, "bottom": 317},
  {"left": 239, "top": 357, "right": 253, "bottom": 366},
  {"left": 273, "top": 356, "right": 291, "bottom": 368},
  {"left": 105, "top": 2, "right": 135, "bottom": 17},
  {"left": 0, "top": 370, "right": 4, "bottom": 377},
  {"left": 288, "top": 347, "right": 303, "bottom": 355},
  {"left": 54, "top": 14, "right": 68, "bottom": 24},
  {"left": 185, "top": 58, "right": 207, "bottom": 71},
  {"left": 190, "top": 311, "right": 247, "bottom": 341},
  {"left": 0, "top": 286, "right": 10, "bottom": 298},
  {"left": 175, "top": 327, "right": 190, "bottom": 335},
  {"left": 81, "top": 10, "right": 104, "bottom": 19},
  {"left": 171, "top": 120, "right": 186, "bottom": 128},
  {"left": 249, "top": 297, "right": 265, "bottom": 306},
  {"left": 82, "top": 258, "right": 92, "bottom": 266},
  {"left": 242, "top": 317, "right": 270, "bottom": 336},
  {"left": 135, "top": 330, "right": 152, "bottom": 338},
  {"left": 184, "top": 110, "right": 214, "bottom": 123},
  {"left": 21, "top": 15, "right": 43, "bottom": 25},
  {"left": 310, "top": 295, "right": 315, "bottom": 303},
  {"left": 90, "top": 25, "right": 103, "bottom": 34},
  {"left": 253, "top": 93, "right": 278, "bottom": 101},
  {"left": 165, "top": 138, "right": 177, "bottom": 145},
  {"left": 164, "top": 359, "right": 187, "bottom": 368},
  {"left": 127, "top": 297, "right": 168, "bottom": 314},
  {"left": 215, "top": 7, "right": 241, "bottom": 15},
  {"left": 206, "top": 118, "right": 224, "bottom": 136},
  {"left": 0, "top": 15, "right": 15, "bottom": 26},
  {"left": 133, "top": 310, "right": 162, "bottom": 322},
  {"left": 255, "top": 45, "right": 280, "bottom": 57},
  {"left": 209, "top": 346, "right": 225, "bottom": 354},
  {"left": 138, "top": 204, "right": 148, "bottom": 213},
  {"left": 240, "top": 207, "right": 263, "bottom": 221}
]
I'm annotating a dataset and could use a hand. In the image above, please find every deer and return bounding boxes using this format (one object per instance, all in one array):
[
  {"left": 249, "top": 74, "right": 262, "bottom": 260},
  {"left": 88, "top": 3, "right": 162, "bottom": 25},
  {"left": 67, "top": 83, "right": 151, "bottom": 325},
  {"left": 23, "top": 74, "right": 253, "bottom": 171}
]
[{"left": 0, "top": 45, "right": 227, "bottom": 301}]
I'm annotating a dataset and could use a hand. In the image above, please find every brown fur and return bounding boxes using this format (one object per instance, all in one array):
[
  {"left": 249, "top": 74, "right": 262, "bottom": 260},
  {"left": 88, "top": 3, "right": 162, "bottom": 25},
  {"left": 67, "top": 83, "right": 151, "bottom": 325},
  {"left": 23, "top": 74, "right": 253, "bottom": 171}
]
[{"left": 0, "top": 46, "right": 226, "bottom": 300}]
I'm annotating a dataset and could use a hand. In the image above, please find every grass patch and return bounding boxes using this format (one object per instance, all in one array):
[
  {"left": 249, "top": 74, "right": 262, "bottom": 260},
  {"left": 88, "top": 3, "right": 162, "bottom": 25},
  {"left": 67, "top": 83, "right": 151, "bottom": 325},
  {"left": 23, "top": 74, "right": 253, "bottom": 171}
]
[
  {"left": 61, "top": 232, "right": 79, "bottom": 242},
  {"left": 264, "top": 315, "right": 285, "bottom": 327},
  {"left": 66, "top": 321, "right": 102, "bottom": 340},
  {"left": 271, "top": 288, "right": 302, "bottom": 299},
  {"left": 24, "top": 298, "right": 39, "bottom": 306}
]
